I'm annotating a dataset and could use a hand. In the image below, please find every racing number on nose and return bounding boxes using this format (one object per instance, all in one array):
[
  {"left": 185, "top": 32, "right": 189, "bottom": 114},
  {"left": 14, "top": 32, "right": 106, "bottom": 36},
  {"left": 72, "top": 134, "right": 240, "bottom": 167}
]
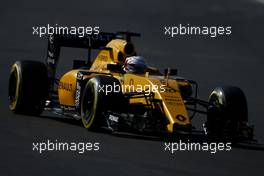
[{"left": 129, "top": 79, "right": 134, "bottom": 86}]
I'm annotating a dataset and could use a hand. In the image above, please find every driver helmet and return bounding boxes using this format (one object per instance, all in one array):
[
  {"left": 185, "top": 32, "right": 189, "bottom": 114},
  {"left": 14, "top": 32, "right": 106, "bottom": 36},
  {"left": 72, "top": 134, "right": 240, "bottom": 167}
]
[{"left": 123, "top": 56, "right": 148, "bottom": 74}]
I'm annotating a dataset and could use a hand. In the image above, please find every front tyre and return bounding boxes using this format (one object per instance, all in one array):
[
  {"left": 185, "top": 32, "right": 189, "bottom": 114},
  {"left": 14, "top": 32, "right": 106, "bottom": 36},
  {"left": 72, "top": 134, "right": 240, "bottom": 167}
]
[
  {"left": 8, "top": 60, "right": 48, "bottom": 115},
  {"left": 81, "top": 76, "right": 123, "bottom": 130},
  {"left": 205, "top": 86, "right": 249, "bottom": 141}
]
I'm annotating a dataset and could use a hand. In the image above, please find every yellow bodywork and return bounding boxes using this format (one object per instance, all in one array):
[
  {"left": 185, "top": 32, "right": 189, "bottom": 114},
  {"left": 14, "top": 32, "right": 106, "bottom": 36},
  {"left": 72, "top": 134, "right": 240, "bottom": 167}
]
[
  {"left": 58, "top": 38, "right": 191, "bottom": 133},
  {"left": 58, "top": 70, "right": 78, "bottom": 106},
  {"left": 123, "top": 74, "right": 190, "bottom": 132}
]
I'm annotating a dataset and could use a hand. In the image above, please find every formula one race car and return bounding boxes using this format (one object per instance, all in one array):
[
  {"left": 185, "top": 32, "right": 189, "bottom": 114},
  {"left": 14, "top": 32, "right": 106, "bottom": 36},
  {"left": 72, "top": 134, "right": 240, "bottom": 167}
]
[{"left": 8, "top": 32, "right": 254, "bottom": 142}]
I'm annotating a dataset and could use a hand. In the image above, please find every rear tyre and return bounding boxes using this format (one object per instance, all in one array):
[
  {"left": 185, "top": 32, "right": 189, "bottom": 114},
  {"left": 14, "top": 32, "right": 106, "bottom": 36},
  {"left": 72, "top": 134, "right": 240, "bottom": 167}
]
[
  {"left": 81, "top": 76, "right": 124, "bottom": 130},
  {"left": 205, "top": 86, "right": 248, "bottom": 141},
  {"left": 8, "top": 60, "right": 48, "bottom": 115}
]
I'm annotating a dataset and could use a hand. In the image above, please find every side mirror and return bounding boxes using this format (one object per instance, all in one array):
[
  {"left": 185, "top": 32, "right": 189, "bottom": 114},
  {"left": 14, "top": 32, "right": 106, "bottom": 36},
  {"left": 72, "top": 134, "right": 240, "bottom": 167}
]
[
  {"left": 164, "top": 68, "right": 178, "bottom": 76},
  {"left": 73, "top": 60, "right": 88, "bottom": 69},
  {"left": 107, "top": 64, "right": 123, "bottom": 73}
]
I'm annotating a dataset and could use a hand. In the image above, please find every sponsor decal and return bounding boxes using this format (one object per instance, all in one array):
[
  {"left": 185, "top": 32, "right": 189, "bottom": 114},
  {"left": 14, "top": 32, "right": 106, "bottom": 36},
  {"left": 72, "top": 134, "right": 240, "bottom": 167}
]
[
  {"left": 58, "top": 82, "right": 73, "bottom": 91},
  {"left": 109, "top": 114, "right": 119, "bottom": 122},
  {"left": 75, "top": 82, "right": 81, "bottom": 107},
  {"left": 176, "top": 115, "right": 187, "bottom": 122},
  {"left": 76, "top": 72, "right": 83, "bottom": 80},
  {"left": 90, "top": 33, "right": 113, "bottom": 41}
]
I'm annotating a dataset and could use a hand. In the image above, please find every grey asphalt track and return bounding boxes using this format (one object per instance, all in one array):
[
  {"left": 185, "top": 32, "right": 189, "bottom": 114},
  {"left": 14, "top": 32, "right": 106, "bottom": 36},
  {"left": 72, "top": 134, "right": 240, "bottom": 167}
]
[{"left": 1, "top": 0, "right": 264, "bottom": 175}]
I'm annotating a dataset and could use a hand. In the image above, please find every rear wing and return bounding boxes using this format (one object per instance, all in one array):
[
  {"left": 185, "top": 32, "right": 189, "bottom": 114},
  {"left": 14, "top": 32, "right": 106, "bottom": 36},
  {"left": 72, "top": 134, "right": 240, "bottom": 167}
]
[{"left": 46, "top": 32, "right": 140, "bottom": 78}]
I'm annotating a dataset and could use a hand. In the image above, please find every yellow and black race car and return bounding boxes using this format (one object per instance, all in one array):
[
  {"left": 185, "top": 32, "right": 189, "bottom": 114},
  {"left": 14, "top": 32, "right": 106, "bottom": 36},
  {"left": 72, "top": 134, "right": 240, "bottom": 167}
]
[{"left": 8, "top": 32, "right": 254, "bottom": 142}]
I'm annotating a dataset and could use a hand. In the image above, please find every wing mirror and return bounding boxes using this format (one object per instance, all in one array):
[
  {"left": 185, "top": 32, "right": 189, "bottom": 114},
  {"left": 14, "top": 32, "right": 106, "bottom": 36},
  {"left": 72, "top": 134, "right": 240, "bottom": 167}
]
[
  {"left": 73, "top": 60, "right": 90, "bottom": 69},
  {"left": 164, "top": 68, "right": 178, "bottom": 76}
]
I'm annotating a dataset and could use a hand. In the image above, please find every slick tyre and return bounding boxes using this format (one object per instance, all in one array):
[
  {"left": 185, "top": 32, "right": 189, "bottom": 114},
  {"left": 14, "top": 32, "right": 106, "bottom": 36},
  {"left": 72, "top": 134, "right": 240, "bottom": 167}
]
[
  {"left": 81, "top": 75, "right": 123, "bottom": 130},
  {"left": 8, "top": 60, "right": 48, "bottom": 115},
  {"left": 205, "top": 86, "right": 248, "bottom": 141}
]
